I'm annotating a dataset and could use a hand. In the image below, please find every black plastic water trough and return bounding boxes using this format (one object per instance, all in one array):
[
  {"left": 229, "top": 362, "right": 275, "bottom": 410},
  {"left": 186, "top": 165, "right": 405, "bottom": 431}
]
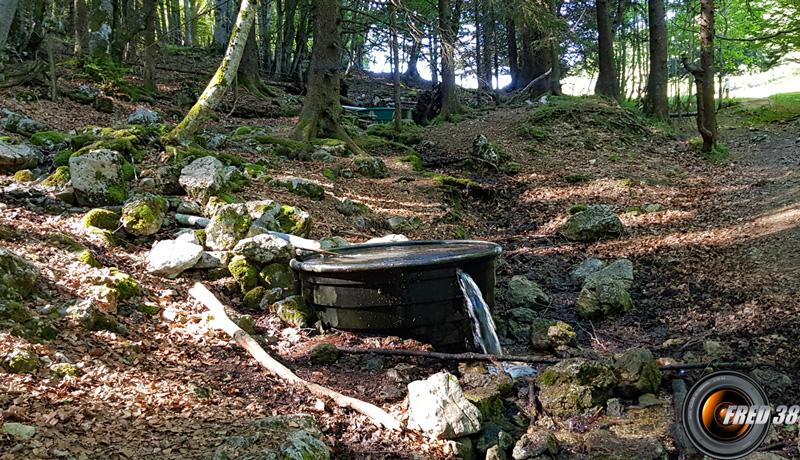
[{"left": 289, "top": 240, "right": 502, "bottom": 350}]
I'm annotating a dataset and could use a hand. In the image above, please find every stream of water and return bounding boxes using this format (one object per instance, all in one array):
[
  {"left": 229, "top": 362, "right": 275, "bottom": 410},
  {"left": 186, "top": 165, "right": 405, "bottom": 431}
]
[{"left": 456, "top": 269, "right": 503, "bottom": 355}]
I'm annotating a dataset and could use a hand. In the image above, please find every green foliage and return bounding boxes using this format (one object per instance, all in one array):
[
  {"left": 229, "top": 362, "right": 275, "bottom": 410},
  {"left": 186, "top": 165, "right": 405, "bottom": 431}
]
[
  {"left": 54, "top": 150, "right": 74, "bottom": 167},
  {"left": 433, "top": 174, "right": 478, "bottom": 189},
  {"left": 77, "top": 57, "right": 128, "bottom": 83},
  {"left": 740, "top": 93, "right": 800, "bottom": 124},
  {"left": 366, "top": 122, "right": 424, "bottom": 145},
  {"left": 401, "top": 151, "right": 425, "bottom": 171}
]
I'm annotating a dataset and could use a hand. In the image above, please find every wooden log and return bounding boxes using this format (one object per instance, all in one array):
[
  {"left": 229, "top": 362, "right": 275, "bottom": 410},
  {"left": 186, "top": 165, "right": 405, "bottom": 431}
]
[{"left": 189, "top": 283, "right": 402, "bottom": 431}]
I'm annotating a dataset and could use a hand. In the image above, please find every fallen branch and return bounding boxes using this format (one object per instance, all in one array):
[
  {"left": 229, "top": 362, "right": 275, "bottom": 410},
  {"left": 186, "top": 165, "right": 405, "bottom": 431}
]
[{"left": 189, "top": 283, "right": 402, "bottom": 431}]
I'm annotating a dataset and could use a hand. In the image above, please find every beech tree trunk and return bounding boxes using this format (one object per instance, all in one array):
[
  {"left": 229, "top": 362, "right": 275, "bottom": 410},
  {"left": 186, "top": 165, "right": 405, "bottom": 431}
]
[
  {"left": 682, "top": 0, "right": 717, "bottom": 151},
  {"left": 595, "top": 0, "right": 619, "bottom": 100},
  {"left": 291, "top": 0, "right": 362, "bottom": 153},
  {"left": 506, "top": 19, "right": 518, "bottom": 90},
  {"left": 438, "top": 0, "right": 463, "bottom": 119},
  {"left": 429, "top": 24, "right": 439, "bottom": 84},
  {"left": 183, "top": 0, "right": 193, "bottom": 46},
  {"left": 143, "top": 0, "right": 157, "bottom": 91},
  {"left": 73, "top": 0, "right": 89, "bottom": 55},
  {"left": 258, "top": 0, "right": 273, "bottom": 71},
  {"left": 165, "top": 0, "right": 258, "bottom": 144},
  {"left": 213, "top": 0, "right": 232, "bottom": 49},
  {"left": 0, "top": 0, "right": 18, "bottom": 52},
  {"left": 644, "top": 0, "right": 668, "bottom": 119}
]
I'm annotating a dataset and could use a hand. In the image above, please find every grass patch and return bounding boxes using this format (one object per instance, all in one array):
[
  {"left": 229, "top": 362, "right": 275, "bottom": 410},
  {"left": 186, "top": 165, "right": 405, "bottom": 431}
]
[
  {"left": 740, "top": 92, "right": 800, "bottom": 124},
  {"left": 401, "top": 151, "right": 425, "bottom": 172},
  {"left": 366, "top": 122, "right": 424, "bottom": 145}
]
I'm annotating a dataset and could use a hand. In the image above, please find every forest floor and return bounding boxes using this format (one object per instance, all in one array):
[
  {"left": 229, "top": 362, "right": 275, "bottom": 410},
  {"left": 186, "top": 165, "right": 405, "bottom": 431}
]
[{"left": 1, "top": 52, "right": 800, "bottom": 459}]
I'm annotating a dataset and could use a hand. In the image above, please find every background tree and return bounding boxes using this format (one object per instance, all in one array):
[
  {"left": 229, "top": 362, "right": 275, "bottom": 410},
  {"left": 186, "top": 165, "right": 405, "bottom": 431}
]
[
  {"left": 644, "top": 0, "right": 668, "bottom": 119},
  {"left": 594, "top": 0, "right": 618, "bottom": 100},
  {"left": 437, "top": 0, "right": 463, "bottom": 119}
]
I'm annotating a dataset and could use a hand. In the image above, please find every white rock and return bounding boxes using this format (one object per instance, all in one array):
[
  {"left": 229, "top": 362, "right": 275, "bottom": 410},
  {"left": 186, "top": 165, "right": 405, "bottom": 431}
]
[
  {"left": 193, "top": 251, "right": 232, "bottom": 269},
  {"left": 407, "top": 371, "right": 482, "bottom": 439},
  {"left": 127, "top": 107, "right": 161, "bottom": 124},
  {"left": 146, "top": 239, "right": 203, "bottom": 278},
  {"left": 69, "top": 149, "right": 127, "bottom": 206},
  {"left": 178, "top": 156, "right": 227, "bottom": 201},
  {"left": 364, "top": 234, "right": 409, "bottom": 244},
  {"left": 233, "top": 233, "right": 293, "bottom": 264}
]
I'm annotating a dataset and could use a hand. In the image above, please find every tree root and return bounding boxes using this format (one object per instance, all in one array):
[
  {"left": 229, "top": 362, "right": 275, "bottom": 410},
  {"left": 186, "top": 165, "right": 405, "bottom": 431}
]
[{"left": 189, "top": 283, "right": 402, "bottom": 431}]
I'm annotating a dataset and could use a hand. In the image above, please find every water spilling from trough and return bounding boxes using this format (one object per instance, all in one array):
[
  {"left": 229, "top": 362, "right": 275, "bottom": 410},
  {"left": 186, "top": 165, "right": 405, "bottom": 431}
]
[{"left": 457, "top": 269, "right": 502, "bottom": 355}]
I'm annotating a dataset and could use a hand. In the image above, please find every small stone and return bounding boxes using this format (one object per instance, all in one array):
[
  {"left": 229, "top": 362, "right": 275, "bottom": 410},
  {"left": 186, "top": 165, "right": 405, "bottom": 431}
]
[
  {"left": 237, "top": 315, "right": 256, "bottom": 334},
  {"left": 637, "top": 393, "right": 661, "bottom": 407},
  {"left": 613, "top": 347, "right": 661, "bottom": 396},
  {"left": 2, "top": 422, "right": 36, "bottom": 440},
  {"left": 228, "top": 255, "right": 260, "bottom": 293},
  {"left": 3, "top": 347, "right": 41, "bottom": 373},
  {"left": 606, "top": 398, "right": 623, "bottom": 417},
  {"left": 127, "top": 107, "right": 161, "bottom": 124},
  {"left": 703, "top": 340, "right": 731, "bottom": 361},
  {"left": 177, "top": 200, "right": 202, "bottom": 215},
  {"left": 138, "top": 177, "right": 157, "bottom": 191},
  {"left": 319, "top": 236, "right": 349, "bottom": 250},
  {"left": 506, "top": 276, "right": 549, "bottom": 308},
  {"left": 334, "top": 198, "right": 368, "bottom": 216},
  {"left": 50, "top": 362, "right": 79, "bottom": 377},
  {"left": 146, "top": 238, "right": 204, "bottom": 278},
  {"left": 570, "top": 258, "right": 605, "bottom": 281},
  {"left": 13, "top": 169, "right": 34, "bottom": 182},
  {"left": 353, "top": 154, "right": 389, "bottom": 178},
  {"left": 0, "top": 248, "right": 39, "bottom": 301},
  {"left": 407, "top": 371, "right": 482, "bottom": 439},
  {"left": 259, "top": 263, "right": 295, "bottom": 291},
  {"left": 269, "top": 176, "right": 325, "bottom": 200},
  {"left": 206, "top": 203, "right": 251, "bottom": 250},
  {"left": 485, "top": 445, "right": 507, "bottom": 460},
  {"left": 386, "top": 216, "right": 421, "bottom": 233},
  {"left": 310, "top": 343, "right": 339, "bottom": 364},
  {"left": 193, "top": 251, "right": 232, "bottom": 269},
  {"left": 511, "top": 430, "right": 559, "bottom": 459},
  {"left": 537, "top": 358, "right": 617, "bottom": 417},
  {"left": 68, "top": 300, "right": 125, "bottom": 333},
  {"left": 576, "top": 260, "right": 635, "bottom": 318},
  {"left": 641, "top": 203, "right": 662, "bottom": 213}
]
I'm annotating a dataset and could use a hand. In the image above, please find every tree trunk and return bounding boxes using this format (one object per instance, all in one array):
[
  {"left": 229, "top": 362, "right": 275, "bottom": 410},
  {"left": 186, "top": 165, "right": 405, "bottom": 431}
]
[
  {"left": 438, "top": 0, "right": 462, "bottom": 119},
  {"left": 259, "top": 0, "right": 272, "bottom": 71},
  {"left": 0, "top": 0, "right": 18, "bottom": 53},
  {"left": 595, "top": 0, "right": 619, "bottom": 100},
  {"left": 238, "top": 24, "right": 275, "bottom": 97},
  {"left": 158, "top": 0, "right": 168, "bottom": 41},
  {"left": 390, "top": 0, "right": 402, "bottom": 131},
  {"left": 213, "top": 0, "right": 230, "bottom": 49},
  {"left": 169, "top": 0, "right": 183, "bottom": 44},
  {"left": 506, "top": 19, "right": 518, "bottom": 90},
  {"left": 165, "top": 0, "right": 258, "bottom": 144},
  {"left": 88, "top": 0, "right": 114, "bottom": 58},
  {"left": 143, "top": 0, "right": 157, "bottom": 91},
  {"left": 644, "top": 0, "right": 667, "bottom": 119},
  {"left": 278, "top": 0, "right": 298, "bottom": 79},
  {"left": 289, "top": 1, "right": 310, "bottom": 77},
  {"left": 429, "top": 24, "right": 439, "bottom": 84},
  {"left": 403, "top": 35, "right": 421, "bottom": 83},
  {"left": 479, "top": 0, "right": 493, "bottom": 91},
  {"left": 291, "top": 0, "right": 361, "bottom": 153},
  {"left": 73, "top": 0, "right": 89, "bottom": 55},
  {"left": 183, "top": 0, "right": 192, "bottom": 46}
]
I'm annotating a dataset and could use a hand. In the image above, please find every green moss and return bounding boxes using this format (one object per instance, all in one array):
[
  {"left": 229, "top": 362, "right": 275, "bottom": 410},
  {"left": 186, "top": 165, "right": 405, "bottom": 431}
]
[
  {"left": 0, "top": 224, "right": 18, "bottom": 240},
  {"left": 30, "top": 130, "right": 69, "bottom": 147},
  {"left": 70, "top": 132, "right": 98, "bottom": 149},
  {"left": 88, "top": 227, "right": 119, "bottom": 247},
  {"left": 401, "top": 151, "right": 425, "bottom": 172},
  {"left": 218, "top": 192, "right": 238, "bottom": 204},
  {"left": 234, "top": 126, "right": 253, "bottom": 136},
  {"left": 77, "top": 249, "right": 101, "bottom": 267},
  {"left": 42, "top": 166, "right": 70, "bottom": 187},
  {"left": 106, "top": 184, "right": 129, "bottom": 204},
  {"left": 259, "top": 263, "right": 295, "bottom": 290},
  {"left": 518, "top": 124, "right": 549, "bottom": 141},
  {"left": 565, "top": 173, "right": 592, "bottom": 184},
  {"left": 74, "top": 136, "right": 141, "bottom": 160},
  {"left": 366, "top": 122, "right": 424, "bottom": 145},
  {"left": 274, "top": 295, "right": 312, "bottom": 328},
  {"left": 0, "top": 301, "right": 31, "bottom": 323},
  {"left": 568, "top": 204, "right": 588, "bottom": 215},
  {"left": 4, "top": 349, "right": 41, "bottom": 374},
  {"left": 120, "top": 162, "right": 137, "bottom": 181},
  {"left": 243, "top": 163, "right": 266, "bottom": 178},
  {"left": 168, "top": 144, "right": 244, "bottom": 166},
  {"left": 13, "top": 170, "right": 34, "bottom": 182},
  {"left": 433, "top": 174, "right": 477, "bottom": 189},
  {"left": 322, "top": 167, "right": 338, "bottom": 181},
  {"left": 353, "top": 154, "right": 389, "bottom": 178},
  {"left": 310, "top": 343, "right": 339, "bottom": 364},
  {"left": 109, "top": 269, "right": 141, "bottom": 300},
  {"left": 50, "top": 362, "right": 79, "bottom": 377},
  {"left": 243, "top": 287, "right": 266, "bottom": 309},
  {"left": 81, "top": 209, "right": 121, "bottom": 230},
  {"left": 276, "top": 205, "right": 312, "bottom": 236},
  {"left": 228, "top": 256, "right": 259, "bottom": 293},
  {"left": 355, "top": 135, "right": 388, "bottom": 150},
  {"left": 194, "top": 229, "right": 207, "bottom": 247},
  {"left": 136, "top": 303, "right": 160, "bottom": 315},
  {"left": 254, "top": 135, "right": 309, "bottom": 157},
  {"left": 120, "top": 193, "right": 167, "bottom": 236},
  {"left": 704, "top": 143, "right": 730, "bottom": 164}
]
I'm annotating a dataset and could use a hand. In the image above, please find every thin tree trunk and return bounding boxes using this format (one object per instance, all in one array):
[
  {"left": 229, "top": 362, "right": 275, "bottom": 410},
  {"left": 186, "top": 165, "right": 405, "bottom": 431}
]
[
  {"left": 390, "top": 0, "right": 402, "bottom": 131},
  {"left": 595, "top": 0, "right": 619, "bottom": 100},
  {"left": 699, "top": 0, "right": 717, "bottom": 150},
  {"left": 438, "top": 0, "right": 462, "bottom": 119},
  {"left": 259, "top": 0, "right": 272, "bottom": 71},
  {"left": 183, "top": 0, "right": 192, "bottom": 46},
  {"left": 291, "top": 0, "right": 361, "bottom": 153},
  {"left": 164, "top": 0, "right": 258, "bottom": 144},
  {"left": 73, "top": 0, "right": 89, "bottom": 55},
  {"left": 429, "top": 24, "right": 438, "bottom": 84},
  {"left": 0, "top": 0, "right": 18, "bottom": 52},
  {"left": 506, "top": 19, "right": 518, "bottom": 90},
  {"left": 289, "top": 2, "right": 310, "bottom": 77},
  {"left": 143, "top": 0, "right": 157, "bottom": 91},
  {"left": 644, "top": 0, "right": 668, "bottom": 119},
  {"left": 158, "top": 0, "right": 168, "bottom": 41},
  {"left": 404, "top": 34, "right": 421, "bottom": 82}
]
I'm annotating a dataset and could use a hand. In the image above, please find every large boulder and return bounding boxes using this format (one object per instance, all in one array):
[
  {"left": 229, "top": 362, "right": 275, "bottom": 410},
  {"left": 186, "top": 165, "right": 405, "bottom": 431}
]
[
  {"left": 560, "top": 205, "right": 624, "bottom": 242},
  {"left": 69, "top": 149, "right": 129, "bottom": 206},
  {"left": 146, "top": 237, "right": 204, "bottom": 278},
  {"left": 0, "top": 140, "right": 42, "bottom": 173},
  {"left": 576, "top": 258, "right": 634, "bottom": 318},
  {"left": 0, "top": 248, "right": 39, "bottom": 301},
  {"left": 179, "top": 156, "right": 229, "bottom": 202},
  {"left": 353, "top": 154, "right": 389, "bottom": 178},
  {"left": 537, "top": 358, "right": 617, "bottom": 417},
  {"left": 120, "top": 193, "right": 168, "bottom": 236},
  {"left": 233, "top": 234, "right": 294, "bottom": 264},
  {"left": 1, "top": 110, "right": 47, "bottom": 136},
  {"left": 213, "top": 415, "right": 330, "bottom": 460},
  {"left": 206, "top": 203, "right": 252, "bottom": 250},
  {"left": 407, "top": 371, "right": 482, "bottom": 439},
  {"left": 506, "top": 275, "right": 549, "bottom": 308}
]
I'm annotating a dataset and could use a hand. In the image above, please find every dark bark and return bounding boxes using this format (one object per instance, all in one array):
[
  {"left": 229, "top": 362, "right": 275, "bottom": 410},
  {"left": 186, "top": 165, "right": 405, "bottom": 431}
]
[
  {"left": 390, "top": 0, "right": 402, "bottom": 131},
  {"left": 681, "top": 0, "right": 717, "bottom": 151},
  {"left": 438, "top": 0, "right": 463, "bottom": 119},
  {"left": 259, "top": 0, "right": 273, "bottom": 71},
  {"left": 292, "top": 0, "right": 361, "bottom": 153},
  {"left": 644, "top": 0, "right": 668, "bottom": 119},
  {"left": 403, "top": 35, "right": 422, "bottom": 83},
  {"left": 506, "top": 19, "right": 518, "bottom": 90},
  {"left": 289, "top": 1, "right": 311, "bottom": 78},
  {"left": 595, "top": 0, "right": 619, "bottom": 100},
  {"left": 73, "top": 0, "right": 89, "bottom": 55},
  {"left": 429, "top": 24, "right": 439, "bottom": 84},
  {"left": 143, "top": 0, "right": 157, "bottom": 91}
]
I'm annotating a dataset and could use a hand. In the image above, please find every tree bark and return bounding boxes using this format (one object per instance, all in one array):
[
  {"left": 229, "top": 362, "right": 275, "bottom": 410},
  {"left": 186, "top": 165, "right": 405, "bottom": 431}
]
[
  {"left": 429, "top": 24, "right": 439, "bottom": 84},
  {"left": 0, "top": 0, "right": 18, "bottom": 53},
  {"left": 183, "top": 0, "right": 193, "bottom": 46},
  {"left": 506, "top": 19, "right": 518, "bottom": 90},
  {"left": 595, "top": 0, "right": 619, "bottom": 100},
  {"left": 643, "top": 0, "right": 668, "bottom": 119},
  {"left": 291, "top": 0, "right": 361, "bottom": 154},
  {"left": 88, "top": 0, "right": 114, "bottom": 59},
  {"left": 143, "top": 0, "right": 157, "bottom": 91},
  {"left": 259, "top": 0, "right": 273, "bottom": 71},
  {"left": 164, "top": 0, "right": 258, "bottom": 145},
  {"left": 213, "top": 0, "right": 231, "bottom": 49},
  {"left": 404, "top": 34, "right": 422, "bottom": 83},
  {"left": 73, "top": 0, "right": 89, "bottom": 55},
  {"left": 390, "top": 0, "right": 402, "bottom": 131},
  {"left": 438, "top": 0, "right": 462, "bottom": 119},
  {"left": 681, "top": 0, "right": 717, "bottom": 152}
]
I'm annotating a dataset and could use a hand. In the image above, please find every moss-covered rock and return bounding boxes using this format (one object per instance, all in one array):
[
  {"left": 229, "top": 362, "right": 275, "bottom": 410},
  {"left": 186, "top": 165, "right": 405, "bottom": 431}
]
[
  {"left": 560, "top": 205, "right": 624, "bottom": 242},
  {"left": 30, "top": 130, "right": 69, "bottom": 149},
  {"left": 13, "top": 169, "right": 34, "bottom": 182},
  {"left": 0, "top": 224, "right": 17, "bottom": 240},
  {"left": 530, "top": 319, "right": 577, "bottom": 351},
  {"left": 237, "top": 315, "right": 256, "bottom": 335},
  {"left": 206, "top": 203, "right": 251, "bottom": 250},
  {"left": 0, "top": 248, "right": 39, "bottom": 301},
  {"left": 2, "top": 347, "right": 41, "bottom": 374},
  {"left": 242, "top": 287, "right": 266, "bottom": 309},
  {"left": 506, "top": 275, "right": 549, "bottom": 308},
  {"left": 353, "top": 154, "right": 389, "bottom": 178},
  {"left": 276, "top": 205, "right": 312, "bottom": 237},
  {"left": 136, "top": 302, "right": 160, "bottom": 315},
  {"left": 334, "top": 198, "right": 369, "bottom": 216},
  {"left": 77, "top": 249, "right": 102, "bottom": 267},
  {"left": 274, "top": 295, "right": 313, "bottom": 328},
  {"left": 0, "top": 300, "right": 31, "bottom": 323},
  {"left": 213, "top": 414, "right": 331, "bottom": 460},
  {"left": 81, "top": 208, "right": 121, "bottom": 231},
  {"left": 42, "top": 166, "right": 70, "bottom": 187},
  {"left": 576, "top": 279, "right": 634, "bottom": 318},
  {"left": 109, "top": 269, "right": 141, "bottom": 300},
  {"left": 50, "top": 362, "right": 79, "bottom": 377},
  {"left": 53, "top": 149, "right": 73, "bottom": 167},
  {"left": 259, "top": 263, "right": 295, "bottom": 291},
  {"left": 67, "top": 300, "right": 125, "bottom": 333},
  {"left": 269, "top": 176, "right": 325, "bottom": 200},
  {"left": 310, "top": 343, "right": 339, "bottom": 364},
  {"left": 120, "top": 193, "right": 168, "bottom": 236},
  {"left": 613, "top": 347, "right": 661, "bottom": 397},
  {"left": 537, "top": 358, "right": 617, "bottom": 417},
  {"left": 69, "top": 149, "right": 130, "bottom": 206},
  {"left": 228, "top": 255, "right": 259, "bottom": 293},
  {"left": 319, "top": 236, "right": 349, "bottom": 250}
]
